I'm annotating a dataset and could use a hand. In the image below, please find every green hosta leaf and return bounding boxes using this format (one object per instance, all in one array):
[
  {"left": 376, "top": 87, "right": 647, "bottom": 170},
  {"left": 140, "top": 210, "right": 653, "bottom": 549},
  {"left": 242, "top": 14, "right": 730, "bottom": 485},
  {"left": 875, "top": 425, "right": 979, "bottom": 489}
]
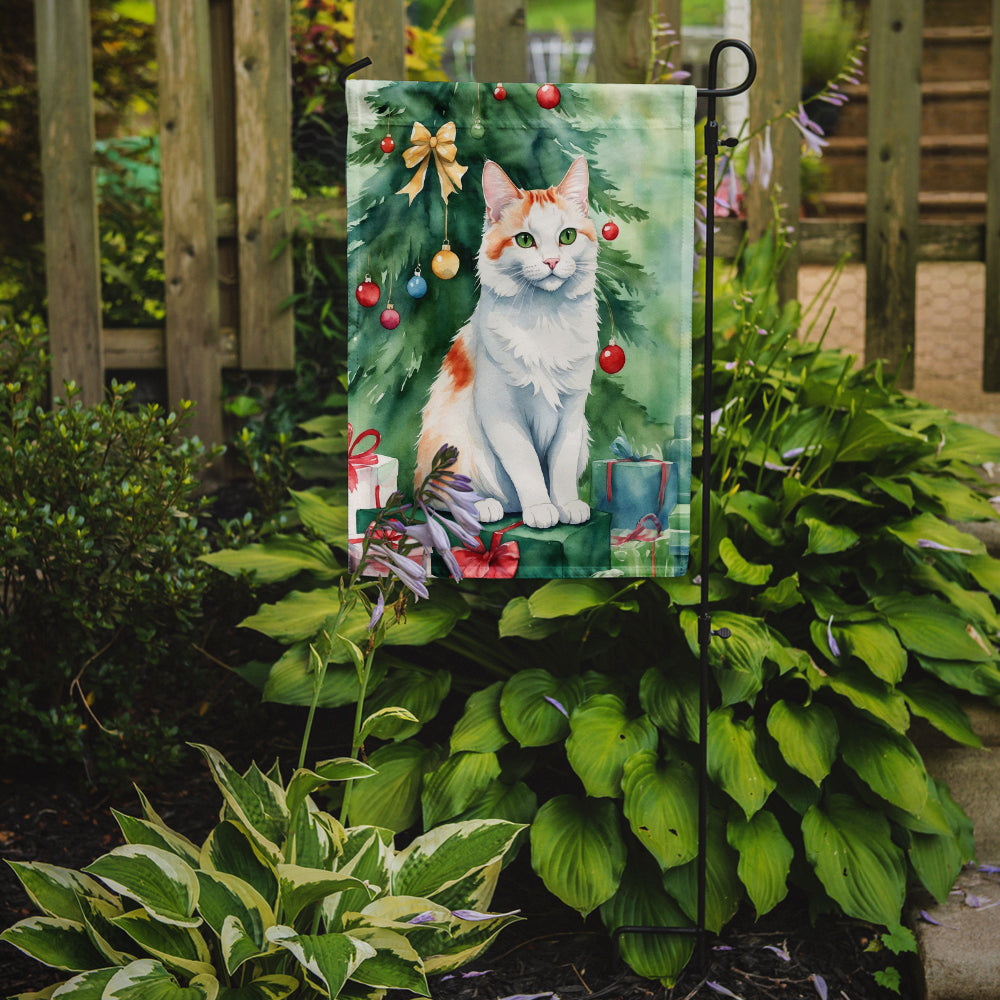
[
  {"left": 834, "top": 621, "right": 907, "bottom": 684},
  {"left": 681, "top": 610, "right": 770, "bottom": 706},
  {"left": 755, "top": 573, "right": 804, "bottom": 614},
  {"left": 935, "top": 421, "right": 1000, "bottom": 464},
  {"left": 0, "top": 916, "right": 107, "bottom": 971},
  {"left": 453, "top": 779, "right": 538, "bottom": 827},
  {"left": 639, "top": 664, "right": 699, "bottom": 742},
  {"left": 112, "top": 812, "right": 201, "bottom": 868},
  {"left": 103, "top": 959, "right": 218, "bottom": 1000},
  {"left": 277, "top": 865, "right": 374, "bottom": 925},
  {"left": 599, "top": 853, "right": 694, "bottom": 987},
  {"left": 707, "top": 708, "right": 776, "bottom": 818},
  {"left": 111, "top": 908, "right": 214, "bottom": 978},
  {"left": 802, "top": 793, "right": 906, "bottom": 926},
  {"left": 874, "top": 593, "right": 995, "bottom": 662},
  {"left": 916, "top": 654, "right": 1000, "bottom": 697},
  {"left": 886, "top": 512, "right": 985, "bottom": 557},
  {"left": 216, "top": 975, "right": 299, "bottom": 1000},
  {"left": 195, "top": 871, "right": 273, "bottom": 974},
  {"left": 288, "top": 488, "right": 350, "bottom": 543},
  {"left": 191, "top": 746, "right": 287, "bottom": 863},
  {"left": 810, "top": 662, "right": 910, "bottom": 732},
  {"left": 866, "top": 474, "right": 914, "bottom": 509},
  {"left": 526, "top": 579, "right": 618, "bottom": 618},
  {"left": 200, "top": 822, "right": 278, "bottom": 910},
  {"left": 421, "top": 751, "right": 502, "bottom": 828},
  {"left": 765, "top": 700, "right": 838, "bottom": 786},
  {"left": 621, "top": 751, "right": 699, "bottom": 870},
  {"left": 911, "top": 562, "right": 1000, "bottom": 633},
  {"left": 718, "top": 537, "right": 772, "bottom": 586},
  {"left": 393, "top": 820, "right": 524, "bottom": 901},
  {"left": 200, "top": 535, "right": 340, "bottom": 583},
  {"left": 347, "top": 740, "right": 442, "bottom": 832},
  {"left": 530, "top": 795, "right": 626, "bottom": 917},
  {"left": 901, "top": 680, "right": 982, "bottom": 748},
  {"left": 83, "top": 846, "right": 200, "bottom": 928},
  {"left": 4, "top": 862, "right": 118, "bottom": 923},
  {"left": 566, "top": 695, "right": 658, "bottom": 798},
  {"left": 360, "top": 706, "right": 421, "bottom": 742},
  {"left": 661, "top": 812, "right": 741, "bottom": 933},
  {"left": 727, "top": 811, "right": 793, "bottom": 918},
  {"left": 835, "top": 409, "right": 927, "bottom": 463},
  {"left": 909, "top": 827, "right": 966, "bottom": 905},
  {"left": 499, "top": 670, "right": 584, "bottom": 747},
  {"left": 362, "top": 667, "right": 451, "bottom": 740},
  {"left": 450, "top": 682, "right": 511, "bottom": 754},
  {"left": 265, "top": 926, "right": 375, "bottom": 998},
  {"left": 498, "top": 596, "right": 565, "bottom": 639},
  {"left": 839, "top": 718, "right": 929, "bottom": 816},
  {"left": 345, "top": 926, "right": 428, "bottom": 994},
  {"left": 260, "top": 643, "right": 387, "bottom": 708},
  {"left": 905, "top": 473, "right": 998, "bottom": 522},
  {"left": 803, "top": 517, "right": 859, "bottom": 556},
  {"left": 655, "top": 572, "right": 738, "bottom": 606},
  {"left": 966, "top": 553, "right": 1000, "bottom": 597},
  {"left": 724, "top": 490, "right": 784, "bottom": 545}
]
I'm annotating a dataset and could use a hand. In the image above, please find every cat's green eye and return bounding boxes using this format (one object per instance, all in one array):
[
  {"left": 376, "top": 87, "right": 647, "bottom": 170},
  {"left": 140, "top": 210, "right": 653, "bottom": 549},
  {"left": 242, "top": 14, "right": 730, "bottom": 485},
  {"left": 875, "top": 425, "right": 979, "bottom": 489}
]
[
  {"left": 515, "top": 232, "right": 535, "bottom": 249},
  {"left": 559, "top": 228, "right": 577, "bottom": 245}
]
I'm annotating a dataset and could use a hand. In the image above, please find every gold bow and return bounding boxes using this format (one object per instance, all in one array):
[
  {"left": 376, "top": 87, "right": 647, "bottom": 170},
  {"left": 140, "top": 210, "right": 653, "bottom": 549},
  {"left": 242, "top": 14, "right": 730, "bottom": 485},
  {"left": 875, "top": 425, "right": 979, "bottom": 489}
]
[{"left": 397, "top": 121, "right": 467, "bottom": 205}]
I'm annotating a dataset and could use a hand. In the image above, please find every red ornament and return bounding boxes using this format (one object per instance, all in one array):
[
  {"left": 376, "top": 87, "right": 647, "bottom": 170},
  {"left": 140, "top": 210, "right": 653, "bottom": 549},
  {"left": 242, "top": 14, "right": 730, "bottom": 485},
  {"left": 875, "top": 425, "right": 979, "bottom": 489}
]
[
  {"left": 602, "top": 220, "right": 620, "bottom": 241},
  {"left": 536, "top": 83, "right": 561, "bottom": 109},
  {"left": 599, "top": 342, "right": 626, "bottom": 374},
  {"left": 380, "top": 134, "right": 395, "bottom": 153},
  {"left": 493, "top": 84, "right": 507, "bottom": 100},
  {"left": 380, "top": 306, "right": 400, "bottom": 330},
  {"left": 355, "top": 276, "right": 380, "bottom": 308}
]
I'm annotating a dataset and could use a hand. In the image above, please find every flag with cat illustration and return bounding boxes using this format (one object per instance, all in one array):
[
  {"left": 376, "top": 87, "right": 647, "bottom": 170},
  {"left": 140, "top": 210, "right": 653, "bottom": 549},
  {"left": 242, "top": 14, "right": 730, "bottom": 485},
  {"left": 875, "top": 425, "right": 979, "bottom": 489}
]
[{"left": 346, "top": 80, "right": 696, "bottom": 579}]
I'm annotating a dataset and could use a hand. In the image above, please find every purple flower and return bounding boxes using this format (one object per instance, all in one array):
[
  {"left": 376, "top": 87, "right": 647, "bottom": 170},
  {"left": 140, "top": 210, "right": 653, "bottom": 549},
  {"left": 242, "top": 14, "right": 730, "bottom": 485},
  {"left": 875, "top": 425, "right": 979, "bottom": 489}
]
[
  {"left": 746, "top": 125, "right": 773, "bottom": 191},
  {"left": 917, "top": 538, "right": 973, "bottom": 555},
  {"left": 791, "top": 104, "right": 828, "bottom": 157},
  {"left": 763, "top": 944, "right": 790, "bottom": 961},
  {"left": 366, "top": 541, "right": 429, "bottom": 600},
  {"left": 367, "top": 590, "right": 385, "bottom": 631},
  {"left": 827, "top": 615, "right": 841, "bottom": 658},
  {"left": 407, "top": 911, "right": 438, "bottom": 925},
  {"left": 706, "top": 983, "right": 742, "bottom": 999},
  {"left": 396, "top": 511, "right": 464, "bottom": 581},
  {"left": 451, "top": 908, "right": 520, "bottom": 921},
  {"left": 812, "top": 974, "right": 828, "bottom": 1000},
  {"left": 421, "top": 478, "right": 482, "bottom": 548},
  {"left": 544, "top": 695, "right": 569, "bottom": 718}
]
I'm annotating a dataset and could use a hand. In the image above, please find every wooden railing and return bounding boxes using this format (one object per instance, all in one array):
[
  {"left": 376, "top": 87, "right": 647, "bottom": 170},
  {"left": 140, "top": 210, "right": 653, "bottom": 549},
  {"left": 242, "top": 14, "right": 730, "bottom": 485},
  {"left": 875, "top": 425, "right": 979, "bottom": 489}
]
[{"left": 33, "top": 0, "right": 1000, "bottom": 444}]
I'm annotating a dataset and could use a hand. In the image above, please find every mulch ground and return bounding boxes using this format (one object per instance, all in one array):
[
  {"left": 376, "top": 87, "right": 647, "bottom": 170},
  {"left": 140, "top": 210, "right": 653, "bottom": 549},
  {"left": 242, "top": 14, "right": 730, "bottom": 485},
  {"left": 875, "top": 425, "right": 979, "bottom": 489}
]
[{"left": 1, "top": 743, "right": 913, "bottom": 1000}]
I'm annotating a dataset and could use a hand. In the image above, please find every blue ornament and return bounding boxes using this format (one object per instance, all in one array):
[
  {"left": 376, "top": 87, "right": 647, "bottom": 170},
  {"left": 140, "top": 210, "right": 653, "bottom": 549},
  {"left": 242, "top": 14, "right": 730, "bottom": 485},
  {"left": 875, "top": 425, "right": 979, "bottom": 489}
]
[{"left": 406, "top": 266, "right": 428, "bottom": 299}]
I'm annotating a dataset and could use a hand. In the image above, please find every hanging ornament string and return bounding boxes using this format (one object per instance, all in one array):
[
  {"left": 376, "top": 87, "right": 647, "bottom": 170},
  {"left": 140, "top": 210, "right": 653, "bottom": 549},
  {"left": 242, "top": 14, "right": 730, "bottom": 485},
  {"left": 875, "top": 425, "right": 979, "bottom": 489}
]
[
  {"left": 432, "top": 204, "right": 460, "bottom": 280},
  {"left": 397, "top": 121, "right": 467, "bottom": 205},
  {"left": 356, "top": 252, "right": 380, "bottom": 307},
  {"left": 380, "top": 111, "right": 395, "bottom": 154},
  {"left": 595, "top": 284, "right": 626, "bottom": 373},
  {"left": 471, "top": 86, "right": 485, "bottom": 140},
  {"left": 380, "top": 263, "right": 400, "bottom": 329}
]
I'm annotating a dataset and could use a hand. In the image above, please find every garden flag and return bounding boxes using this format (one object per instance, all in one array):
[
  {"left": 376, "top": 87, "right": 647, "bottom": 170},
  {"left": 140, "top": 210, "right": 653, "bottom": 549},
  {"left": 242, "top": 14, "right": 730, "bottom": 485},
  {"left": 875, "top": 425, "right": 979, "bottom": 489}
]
[{"left": 346, "top": 80, "right": 696, "bottom": 578}]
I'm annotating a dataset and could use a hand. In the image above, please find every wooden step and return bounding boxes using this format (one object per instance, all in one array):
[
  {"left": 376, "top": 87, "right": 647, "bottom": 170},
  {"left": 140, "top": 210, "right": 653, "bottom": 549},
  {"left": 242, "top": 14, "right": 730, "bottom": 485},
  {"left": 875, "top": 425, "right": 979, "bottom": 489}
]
[
  {"left": 813, "top": 190, "right": 987, "bottom": 222},
  {"left": 922, "top": 0, "right": 991, "bottom": 28},
  {"left": 922, "top": 25, "right": 993, "bottom": 83}
]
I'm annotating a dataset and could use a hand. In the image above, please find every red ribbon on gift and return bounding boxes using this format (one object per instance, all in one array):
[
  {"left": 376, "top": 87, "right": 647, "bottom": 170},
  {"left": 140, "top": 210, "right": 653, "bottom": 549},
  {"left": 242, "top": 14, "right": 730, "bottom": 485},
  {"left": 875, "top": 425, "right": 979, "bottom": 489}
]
[
  {"left": 453, "top": 521, "right": 523, "bottom": 579},
  {"left": 605, "top": 458, "right": 669, "bottom": 510},
  {"left": 611, "top": 513, "right": 663, "bottom": 575},
  {"left": 348, "top": 422, "right": 381, "bottom": 492}
]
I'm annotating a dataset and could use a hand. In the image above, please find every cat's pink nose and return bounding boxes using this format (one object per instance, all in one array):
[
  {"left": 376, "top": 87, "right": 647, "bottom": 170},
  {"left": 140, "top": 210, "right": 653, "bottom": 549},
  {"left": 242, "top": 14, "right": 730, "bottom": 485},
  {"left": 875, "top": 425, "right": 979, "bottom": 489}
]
[{"left": 544, "top": 258, "right": 559, "bottom": 271}]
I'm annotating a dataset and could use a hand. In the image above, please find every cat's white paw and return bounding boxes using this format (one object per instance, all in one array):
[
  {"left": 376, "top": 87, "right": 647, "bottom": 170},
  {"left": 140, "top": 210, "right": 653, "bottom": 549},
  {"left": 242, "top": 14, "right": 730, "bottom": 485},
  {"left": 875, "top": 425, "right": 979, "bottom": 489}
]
[
  {"left": 475, "top": 497, "right": 505, "bottom": 523},
  {"left": 522, "top": 502, "right": 560, "bottom": 530},
  {"left": 558, "top": 500, "right": 591, "bottom": 524}
]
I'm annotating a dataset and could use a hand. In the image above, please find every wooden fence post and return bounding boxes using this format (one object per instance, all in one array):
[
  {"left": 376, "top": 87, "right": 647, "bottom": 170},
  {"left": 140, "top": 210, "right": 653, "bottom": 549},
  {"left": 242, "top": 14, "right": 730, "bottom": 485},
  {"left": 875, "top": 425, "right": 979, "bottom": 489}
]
[
  {"left": 746, "top": 0, "right": 801, "bottom": 305},
  {"left": 355, "top": 0, "right": 406, "bottom": 80},
  {"left": 157, "top": 0, "right": 223, "bottom": 445},
  {"left": 474, "top": 0, "right": 527, "bottom": 82},
  {"left": 233, "top": 0, "right": 294, "bottom": 370},
  {"left": 594, "top": 0, "right": 676, "bottom": 84},
  {"left": 34, "top": 0, "right": 104, "bottom": 405},
  {"left": 864, "top": 0, "right": 923, "bottom": 389},
  {"left": 983, "top": 0, "right": 1000, "bottom": 390}
]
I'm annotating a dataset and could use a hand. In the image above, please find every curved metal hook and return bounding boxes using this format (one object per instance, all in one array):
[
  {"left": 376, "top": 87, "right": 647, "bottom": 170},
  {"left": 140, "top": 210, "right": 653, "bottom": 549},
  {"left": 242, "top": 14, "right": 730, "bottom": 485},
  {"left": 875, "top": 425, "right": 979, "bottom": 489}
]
[
  {"left": 697, "top": 39, "right": 756, "bottom": 98},
  {"left": 337, "top": 57, "right": 373, "bottom": 90}
]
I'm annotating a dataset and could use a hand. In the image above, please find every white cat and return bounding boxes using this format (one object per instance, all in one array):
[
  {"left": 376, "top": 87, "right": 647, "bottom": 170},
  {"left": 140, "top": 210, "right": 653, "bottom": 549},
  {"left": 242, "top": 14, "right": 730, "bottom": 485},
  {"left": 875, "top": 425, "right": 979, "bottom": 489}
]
[{"left": 415, "top": 156, "right": 599, "bottom": 530}]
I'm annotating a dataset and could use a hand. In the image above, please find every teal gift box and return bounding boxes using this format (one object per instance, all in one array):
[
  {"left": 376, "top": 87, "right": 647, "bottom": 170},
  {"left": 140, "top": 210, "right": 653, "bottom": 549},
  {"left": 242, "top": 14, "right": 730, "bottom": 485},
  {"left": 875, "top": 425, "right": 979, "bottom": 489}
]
[{"left": 592, "top": 455, "right": 678, "bottom": 531}]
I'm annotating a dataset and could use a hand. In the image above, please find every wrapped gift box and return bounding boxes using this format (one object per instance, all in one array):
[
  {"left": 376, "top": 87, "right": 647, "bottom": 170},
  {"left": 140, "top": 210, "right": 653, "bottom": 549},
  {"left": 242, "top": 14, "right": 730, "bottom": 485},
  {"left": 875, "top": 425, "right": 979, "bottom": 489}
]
[
  {"left": 348, "top": 454, "right": 398, "bottom": 537},
  {"left": 592, "top": 455, "right": 678, "bottom": 531},
  {"left": 610, "top": 523, "right": 676, "bottom": 577},
  {"left": 349, "top": 525, "right": 429, "bottom": 580},
  {"left": 665, "top": 436, "right": 692, "bottom": 503}
]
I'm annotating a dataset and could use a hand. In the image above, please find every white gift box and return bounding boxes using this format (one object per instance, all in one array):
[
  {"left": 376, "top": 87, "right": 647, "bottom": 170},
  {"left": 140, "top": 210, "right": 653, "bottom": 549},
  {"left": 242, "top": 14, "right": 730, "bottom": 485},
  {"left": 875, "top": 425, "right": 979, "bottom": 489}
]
[{"left": 348, "top": 454, "right": 399, "bottom": 537}]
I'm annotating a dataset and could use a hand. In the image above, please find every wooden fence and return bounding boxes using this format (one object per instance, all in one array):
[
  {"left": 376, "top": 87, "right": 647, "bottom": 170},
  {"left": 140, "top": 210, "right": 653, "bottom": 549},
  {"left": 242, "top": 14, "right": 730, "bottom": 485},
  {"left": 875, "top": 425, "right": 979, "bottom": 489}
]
[{"left": 34, "top": 0, "right": 1000, "bottom": 445}]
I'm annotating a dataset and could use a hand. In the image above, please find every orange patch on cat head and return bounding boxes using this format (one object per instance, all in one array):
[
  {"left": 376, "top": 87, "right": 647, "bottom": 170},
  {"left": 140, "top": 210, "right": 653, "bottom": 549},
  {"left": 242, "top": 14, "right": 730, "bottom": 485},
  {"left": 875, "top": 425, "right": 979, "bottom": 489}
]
[{"left": 443, "top": 337, "right": 474, "bottom": 391}]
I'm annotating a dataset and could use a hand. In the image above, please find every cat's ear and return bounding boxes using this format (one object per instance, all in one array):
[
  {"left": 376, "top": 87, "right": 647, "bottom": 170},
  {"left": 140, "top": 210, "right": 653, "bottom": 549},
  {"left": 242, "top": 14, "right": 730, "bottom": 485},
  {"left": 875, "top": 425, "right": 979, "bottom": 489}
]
[
  {"left": 556, "top": 156, "right": 590, "bottom": 215},
  {"left": 482, "top": 160, "right": 523, "bottom": 223}
]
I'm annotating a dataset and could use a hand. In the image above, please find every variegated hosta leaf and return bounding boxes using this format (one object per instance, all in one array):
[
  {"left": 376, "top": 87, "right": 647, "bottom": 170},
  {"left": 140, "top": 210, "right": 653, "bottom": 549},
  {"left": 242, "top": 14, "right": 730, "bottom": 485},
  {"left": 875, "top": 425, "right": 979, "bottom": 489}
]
[
  {"left": 499, "top": 669, "right": 585, "bottom": 747},
  {"left": 288, "top": 802, "right": 344, "bottom": 870},
  {"left": 78, "top": 894, "right": 136, "bottom": 966},
  {"left": 727, "top": 810, "right": 793, "bottom": 918},
  {"left": 285, "top": 760, "right": 375, "bottom": 824},
  {"left": 4, "top": 861, "right": 118, "bottom": 922},
  {"left": 102, "top": 958, "right": 218, "bottom": 999},
  {"left": 621, "top": 751, "right": 699, "bottom": 871},
  {"left": 0, "top": 916, "right": 107, "bottom": 972},
  {"left": 706, "top": 707, "right": 776, "bottom": 819},
  {"left": 421, "top": 906, "right": 522, "bottom": 975},
  {"left": 765, "top": 700, "right": 838, "bottom": 786},
  {"left": 323, "top": 829, "right": 393, "bottom": 931},
  {"left": 450, "top": 681, "right": 511, "bottom": 754},
  {"left": 529, "top": 795, "right": 626, "bottom": 917},
  {"left": 420, "top": 860, "right": 501, "bottom": 918},
  {"left": 110, "top": 908, "right": 214, "bottom": 979},
  {"left": 565, "top": 695, "right": 658, "bottom": 799},
  {"left": 344, "top": 926, "right": 429, "bottom": 995},
  {"left": 200, "top": 822, "right": 278, "bottom": 910},
  {"left": 112, "top": 811, "right": 202, "bottom": 868},
  {"left": 265, "top": 925, "right": 376, "bottom": 998},
  {"left": 391, "top": 820, "right": 524, "bottom": 901},
  {"left": 83, "top": 845, "right": 200, "bottom": 928},
  {"left": 347, "top": 740, "right": 442, "bottom": 832},
  {"left": 838, "top": 718, "right": 929, "bottom": 817},
  {"left": 802, "top": 793, "right": 906, "bottom": 926},
  {"left": 214, "top": 974, "right": 299, "bottom": 1000},
  {"left": 45, "top": 966, "right": 118, "bottom": 997},
  {"left": 195, "top": 871, "right": 274, "bottom": 974},
  {"left": 276, "top": 865, "right": 376, "bottom": 925},
  {"left": 599, "top": 853, "right": 694, "bottom": 987},
  {"left": 420, "top": 751, "right": 502, "bottom": 829},
  {"left": 191, "top": 745, "right": 288, "bottom": 863}
]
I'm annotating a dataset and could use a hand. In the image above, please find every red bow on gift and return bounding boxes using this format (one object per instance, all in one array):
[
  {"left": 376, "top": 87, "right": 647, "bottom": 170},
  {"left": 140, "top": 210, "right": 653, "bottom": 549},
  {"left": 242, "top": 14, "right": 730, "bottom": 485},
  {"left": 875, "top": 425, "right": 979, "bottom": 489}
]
[
  {"left": 453, "top": 521, "right": 522, "bottom": 579},
  {"left": 612, "top": 513, "right": 663, "bottom": 544},
  {"left": 347, "top": 423, "right": 381, "bottom": 491}
]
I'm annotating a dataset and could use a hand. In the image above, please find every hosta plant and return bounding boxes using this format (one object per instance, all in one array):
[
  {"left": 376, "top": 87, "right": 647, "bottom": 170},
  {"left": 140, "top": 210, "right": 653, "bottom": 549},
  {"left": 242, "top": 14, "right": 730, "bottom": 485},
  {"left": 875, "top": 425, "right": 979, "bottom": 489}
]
[{"left": 1, "top": 744, "right": 523, "bottom": 999}]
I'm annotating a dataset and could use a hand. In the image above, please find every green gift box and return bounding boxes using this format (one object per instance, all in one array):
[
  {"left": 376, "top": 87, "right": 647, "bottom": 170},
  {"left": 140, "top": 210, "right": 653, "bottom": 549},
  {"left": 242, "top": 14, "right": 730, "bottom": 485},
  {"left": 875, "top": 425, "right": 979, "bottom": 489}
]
[{"left": 610, "top": 525, "right": 674, "bottom": 577}]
